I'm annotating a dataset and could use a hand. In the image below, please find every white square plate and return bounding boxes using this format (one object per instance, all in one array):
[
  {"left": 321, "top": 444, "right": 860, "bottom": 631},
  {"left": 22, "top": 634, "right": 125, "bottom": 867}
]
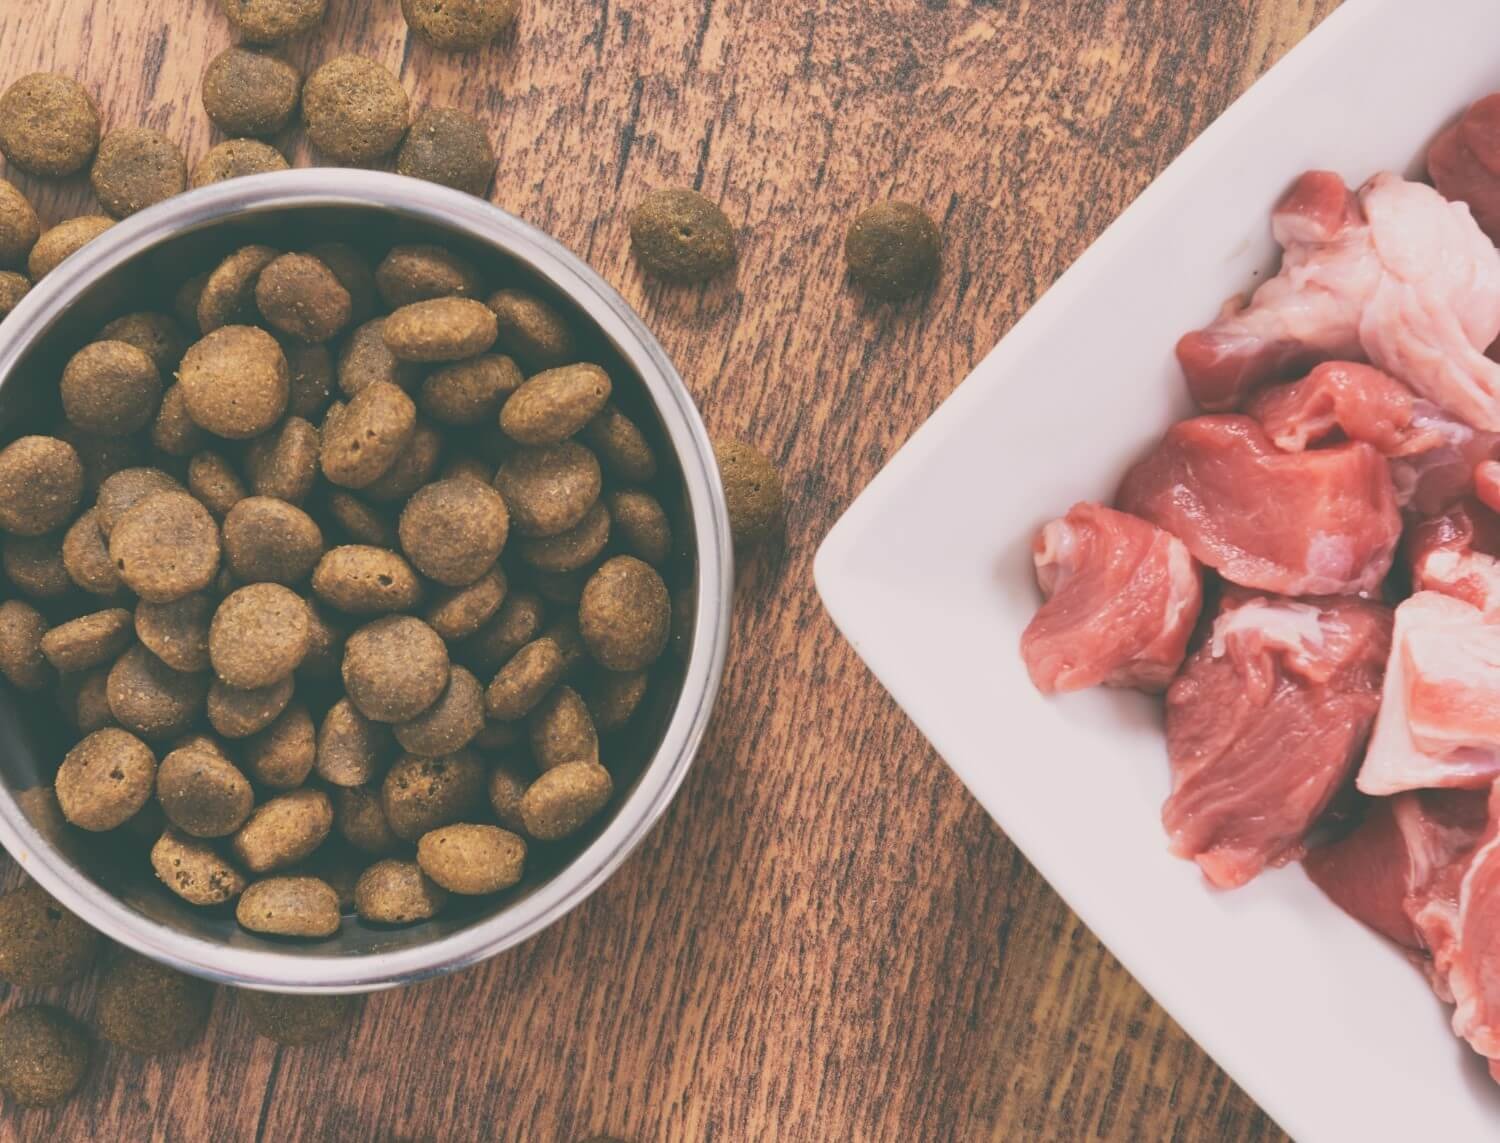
[{"left": 815, "top": 1, "right": 1500, "bottom": 1138}]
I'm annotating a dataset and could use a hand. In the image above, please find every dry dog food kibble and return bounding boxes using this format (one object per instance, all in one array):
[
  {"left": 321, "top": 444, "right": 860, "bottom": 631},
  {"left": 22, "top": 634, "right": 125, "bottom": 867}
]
[
  {"left": 377, "top": 244, "right": 483, "bottom": 307},
  {"left": 90, "top": 128, "right": 187, "bottom": 219},
  {"left": 210, "top": 583, "right": 312, "bottom": 688},
  {"left": 202, "top": 48, "right": 302, "bottom": 137},
  {"left": 487, "top": 288, "right": 576, "bottom": 372},
  {"left": 60, "top": 341, "right": 162, "bottom": 436},
  {"left": 208, "top": 674, "right": 294, "bottom": 738},
  {"left": 236, "top": 875, "right": 339, "bottom": 937},
  {"left": 302, "top": 56, "right": 410, "bottom": 164},
  {"left": 55, "top": 728, "right": 156, "bottom": 831},
  {"left": 397, "top": 107, "right": 496, "bottom": 195},
  {"left": 135, "top": 593, "right": 214, "bottom": 671},
  {"left": 713, "top": 438, "right": 784, "bottom": 549},
  {"left": 343, "top": 614, "right": 448, "bottom": 721},
  {"left": 0, "top": 178, "right": 40, "bottom": 268},
  {"left": 110, "top": 490, "right": 221, "bottom": 601},
  {"left": 383, "top": 297, "right": 498, "bottom": 362},
  {"left": 179, "top": 325, "right": 290, "bottom": 437},
  {"left": 320, "top": 381, "right": 417, "bottom": 487},
  {"left": 222, "top": 0, "right": 328, "bottom": 44},
  {"left": 401, "top": 0, "right": 519, "bottom": 49},
  {"left": 240, "top": 991, "right": 356, "bottom": 1045},
  {"left": 199, "top": 245, "right": 280, "bottom": 332},
  {"left": 845, "top": 200, "right": 942, "bottom": 300},
  {"left": 500, "top": 363, "right": 612, "bottom": 446},
  {"left": 0, "top": 882, "right": 99, "bottom": 987},
  {"left": 232, "top": 787, "right": 333, "bottom": 872},
  {"left": 398, "top": 477, "right": 508, "bottom": 586},
  {"left": 628, "top": 188, "right": 737, "bottom": 283},
  {"left": 0, "top": 271, "right": 29, "bottom": 317},
  {"left": 0, "top": 436, "right": 83, "bottom": 536},
  {"left": 519, "top": 760, "right": 613, "bottom": 841},
  {"left": 0, "top": 74, "right": 100, "bottom": 177},
  {"left": 354, "top": 857, "right": 446, "bottom": 923},
  {"left": 96, "top": 952, "right": 211, "bottom": 1055},
  {"left": 416, "top": 823, "right": 525, "bottom": 895},
  {"left": 157, "top": 742, "right": 254, "bottom": 837},
  {"left": 0, "top": 1005, "right": 91, "bottom": 1108},
  {"left": 312, "top": 544, "right": 422, "bottom": 613},
  {"left": 256, "top": 253, "right": 353, "bottom": 343},
  {"left": 578, "top": 556, "right": 670, "bottom": 671},
  {"left": 192, "top": 139, "right": 290, "bottom": 188},
  {"left": 152, "top": 830, "right": 248, "bottom": 905},
  {"left": 381, "top": 751, "right": 485, "bottom": 840},
  {"left": 29, "top": 217, "right": 113, "bottom": 281}
]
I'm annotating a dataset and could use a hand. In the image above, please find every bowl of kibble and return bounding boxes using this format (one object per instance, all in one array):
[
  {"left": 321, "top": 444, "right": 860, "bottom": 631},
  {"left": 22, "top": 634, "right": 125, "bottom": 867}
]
[{"left": 0, "top": 167, "right": 733, "bottom": 992}]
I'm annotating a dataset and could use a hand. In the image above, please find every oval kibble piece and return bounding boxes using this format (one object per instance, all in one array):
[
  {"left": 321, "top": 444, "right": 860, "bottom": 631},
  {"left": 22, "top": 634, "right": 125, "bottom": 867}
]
[
  {"left": 380, "top": 751, "right": 485, "bottom": 841},
  {"left": 237, "top": 876, "right": 340, "bottom": 938},
  {"left": 152, "top": 830, "right": 247, "bottom": 906},
  {"left": 245, "top": 416, "right": 320, "bottom": 503},
  {"left": 0, "top": 882, "right": 99, "bottom": 988},
  {"left": 243, "top": 704, "right": 316, "bottom": 789},
  {"left": 420, "top": 354, "right": 521, "bottom": 425},
  {"left": 94, "top": 466, "right": 183, "bottom": 536},
  {"left": 110, "top": 490, "right": 222, "bottom": 603},
  {"left": 0, "top": 601, "right": 50, "bottom": 691},
  {"left": 398, "top": 478, "right": 509, "bottom": 587},
  {"left": 223, "top": 497, "right": 324, "bottom": 583},
  {"left": 416, "top": 824, "right": 525, "bottom": 895},
  {"left": 483, "top": 636, "right": 565, "bottom": 721},
  {"left": 500, "top": 364, "right": 612, "bottom": 447},
  {"left": 284, "top": 342, "right": 335, "bottom": 418},
  {"left": 375, "top": 244, "right": 483, "bottom": 308},
  {"left": 354, "top": 858, "right": 446, "bottom": 924},
  {"left": 628, "top": 188, "right": 737, "bottom": 282},
  {"left": 240, "top": 991, "right": 358, "bottom": 1046},
  {"left": 96, "top": 952, "right": 211, "bottom": 1055},
  {"left": 55, "top": 727, "right": 156, "bottom": 831},
  {"left": 255, "top": 253, "right": 351, "bottom": 343},
  {"left": 324, "top": 491, "right": 396, "bottom": 546},
  {"left": 207, "top": 674, "right": 294, "bottom": 738},
  {"left": 210, "top": 583, "right": 312, "bottom": 689},
  {"left": 394, "top": 666, "right": 484, "bottom": 756},
  {"left": 232, "top": 788, "right": 333, "bottom": 873},
  {"left": 135, "top": 593, "right": 214, "bottom": 672},
  {"left": 426, "top": 566, "right": 507, "bottom": 641},
  {"left": 528, "top": 685, "right": 599, "bottom": 770},
  {"left": 198, "top": 247, "right": 280, "bottom": 333},
  {"left": 70, "top": 667, "right": 114, "bottom": 732},
  {"left": 157, "top": 743, "right": 254, "bottom": 836},
  {"left": 487, "top": 288, "right": 575, "bottom": 372},
  {"left": 28, "top": 216, "right": 113, "bottom": 280},
  {"left": 462, "top": 589, "right": 544, "bottom": 672},
  {"left": 64, "top": 509, "right": 125, "bottom": 595},
  {"left": 517, "top": 500, "right": 610, "bottom": 572},
  {"left": 316, "top": 697, "right": 388, "bottom": 787},
  {"left": 607, "top": 489, "right": 671, "bottom": 565},
  {"left": 715, "top": 438, "right": 785, "bottom": 549},
  {"left": 0, "top": 436, "right": 83, "bottom": 536},
  {"left": 582, "top": 404, "right": 658, "bottom": 484},
  {"left": 311, "top": 545, "right": 422, "bottom": 614},
  {"left": 493, "top": 441, "right": 601, "bottom": 538},
  {"left": 337, "top": 318, "right": 420, "bottom": 396},
  {"left": 333, "top": 785, "right": 399, "bottom": 854},
  {"left": 187, "top": 450, "right": 248, "bottom": 517},
  {"left": 3, "top": 533, "right": 70, "bottom": 600},
  {"left": 179, "top": 325, "right": 290, "bottom": 438},
  {"left": 578, "top": 556, "right": 670, "bottom": 672},
  {"left": 60, "top": 341, "right": 162, "bottom": 436},
  {"left": 40, "top": 608, "right": 133, "bottom": 672},
  {"left": 0, "top": 1005, "right": 90, "bottom": 1108},
  {"left": 487, "top": 761, "right": 530, "bottom": 832},
  {"left": 201, "top": 47, "right": 301, "bottom": 137},
  {"left": 342, "top": 615, "right": 449, "bottom": 723},
  {"left": 90, "top": 128, "right": 186, "bottom": 219},
  {"left": 383, "top": 298, "right": 497, "bottom": 363},
  {"left": 584, "top": 669, "right": 649, "bottom": 733},
  {"left": 396, "top": 106, "right": 495, "bottom": 194},
  {"left": 302, "top": 55, "right": 408, "bottom": 165},
  {"left": 107, "top": 645, "right": 208, "bottom": 739},
  {"left": 519, "top": 761, "right": 613, "bottom": 841},
  {"left": 319, "top": 381, "right": 417, "bottom": 488},
  {"left": 363, "top": 422, "right": 442, "bottom": 503},
  {"left": 0, "top": 73, "right": 99, "bottom": 177}
]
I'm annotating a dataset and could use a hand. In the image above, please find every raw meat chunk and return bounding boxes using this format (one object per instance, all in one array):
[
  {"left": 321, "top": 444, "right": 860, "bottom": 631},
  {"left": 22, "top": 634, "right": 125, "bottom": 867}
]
[
  {"left": 1020, "top": 502, "right": 1202, "bottom": 694},
  {"left": 1163, "top": 590, "right": 1392, "bottom": 888},
  {"left": 1437, "top": 784, "right": 1500, "bottom": 1078},
  {"left": 1409, "top": 498, "right": 1500, "bottom": 616},
  {"left": 1388, "top": 402, "right": 1500, "bottom": 515},
  {"left": 1428, "top": 94, "right": 1500, "bottom": 243},
  {"left": 1117, "top": 415, "right": 1401, "bottom": 596},
  {"left": 1177, "top": 172, "right": 1500, "bottom": 428},
  {"left": 1247, "top": 361, "right": 1434, "bottom": 455}
]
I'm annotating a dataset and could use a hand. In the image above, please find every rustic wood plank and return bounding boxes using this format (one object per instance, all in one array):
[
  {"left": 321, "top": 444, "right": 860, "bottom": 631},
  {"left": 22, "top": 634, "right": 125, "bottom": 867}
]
[{"left": 0, "top": 1, "right": 1339, "bottom": 1139}]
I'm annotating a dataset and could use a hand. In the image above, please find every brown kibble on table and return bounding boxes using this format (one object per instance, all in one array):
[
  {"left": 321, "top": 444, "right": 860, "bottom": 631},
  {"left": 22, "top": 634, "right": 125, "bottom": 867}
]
[
  {"left": 0, "top": 435, "right": 83, "bottom": 536},
  {"left": 426, "top": 565, "right": 507, "bottom": 640},
  {"left": 421, "top": 354, "right": 521, "bottom": 425},
  {"left": 383, "top": 297, "right": 498, "bottom": 363},
  {"left": 237, "top": 876, "right": 339, "bottom": 938},
  {"left": 337, "top": 318, "right": 420, "bottom": 396},
  {"left": 191, "top": 139, "right": 290, "bottom": 189},
  {"left": 493, "top": 441, "right": 602, "bottom": 538},
  {"left": 302, "top": 55, "right": 410, "bottom": 165},
  {"left": 311, "top": 544, "right": 421, "bottom": 614},
  {"left": 0, "top": 74, "right": 100, "bottom": 177},
  {"left": 244, "top": 703, "right": 316, "bottom": 788},
  {"left": 60, "top": 341, "right": 161, "bottom": 436},
  {"left": 110, "top": 490, "right": 221, "bottom": 602},
  {"left": 151, "top": 830, "right": 247, "bottom": 906},
  {"left": 207, "top": 674, "right": 294, "bottom": 738},
  {"left": 320, "top": 381, "right": 417, "bottom": 488},
  {"left": 40, "top": 608, "right": 132, "bottom": 672},
  {"left": 484, "top": 636, "right": 565, "bottom": 722},
  {"left": 363, "top": 422, "right": 442, "bottom": 502},
  {"left": 97, "top": 952, "right": 212, "bottom": 1055},
  {"left": 381, "top": 751, "right": 485, "bottom": 840},
  {"left": 376, "top": 244, "right": 484, "bottom": 308},
  {"left": 417, "top": 823, "right": 525, "bottom": 895},
  {"left": 0, "top": 1005, "right": 90, "bottom": 1108},
  {"left": 179, "top": 325, "right": 290, "bottom": 438},
  {"left": 0, "top": 178, "right": 40, "bottom": 268},
  {"left": 106, "top": 644, "right": 209, "bottom": 739},
  {"left": 578, "top": 556, "right": 669, "bottom": 671},
  {"left": 55, "top": 727, "right": 156, "bottom": 831},
  {"left": 198, "top": 245, "right": 279, "bottom": 332},
  {"left": 135, "top": 593, "right": 214, "bottom": 672},
  {"left": 519, "top": 760, "right": 613, "bottom": 841},
  {"left": 157, "top": 742, "right": 253, "bottom": 836},
  {"left": 487, "top": 288, "right": 576, "bottom": 372},
  {"left": 354, "top": 858, "right": 446, "bottom": 923},
  {"left": 102, "top": 311, "right": 189, "bottom": 371},
  {"left": 395, "top": 665, "right": 484, "bottom": 756},
  {"left": 517, "top": 500, "right": 610, "bottom": 573},
  {"left": 3, "top": 533, "right": 69, "bottom": 600},
  {"left": 500, "top": 363, "right": 612, "bottom": 446},
  {"left": 401, "top": 0, "right": 519, "bottom": 49},
  {"left": 256, "top": 253, "right": 352, "bottom": 343},
  {"left": 0, "top": 271, "right": 29, "bottom": 317},
  {"left": 210, "top": 583, "right": 312, "bottom": 688},
  {"left": 187, "top": 450, "right": 248, "bottom": 518},
  {"left": 628, "top": 188, "right": 737, "bottom": 283},
  {"left": 607, "top": 489, "right": 671, "bottom": 565},
  {"left": 714, "top": 438, "right": 784, "bottom": 548},
  {"left": 343, "top": 614, "right": 449, "bottom": 722},
  {"left": 317, "top": 697, "right": 387, "bottom": 786},
  {"left": 223, "top": 0, "right": 327, "bottom": 44},
  {"left": 224, "top": 497, "right": 324, "bottom": 583},
  {"left": 246, "top": 415, "right": 320, "bottom": 503},
  {"left": 334, "top": 785, "right": 398, "bottom": 853},
  {"left": 232, "top": 787, "right": 332, "bottom": 873},
  {"left": 95, "top": 466, "right": 183, "bottom": 536},
  {"left": 0, "top": 881, "right": 99, "bottom": 987},
  {"left": 240, "top": 991, "right": 357, "bottom": 1045},
  {"left": 397, "top": 107, "right": 495, "bottom": 196},
  {"left": 0, "top": 600, "right": 50, "bottom": 691},
  {"left": 529, "top": 685, "right": 598, "bottom": 770},
  {"left": 845, "top": 200, "right": 941, "bottom": 300},
  {"left": 90, "top": 129, "right": 187, "bottom": 219},
  {"left": 398, "top": 477, "right": 508, "bottom": 586},
  {"left": 28, "top": 216, "right": 113, "bottom": 280},
  {"left": 201, "top": 48, "right": 301, "bottom": 137}
]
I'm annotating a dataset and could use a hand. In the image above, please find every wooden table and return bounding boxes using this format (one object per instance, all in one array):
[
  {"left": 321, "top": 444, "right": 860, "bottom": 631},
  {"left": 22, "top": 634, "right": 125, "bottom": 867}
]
[{"left": 0, "top": 1, "right": 1338, "bottom": 1138}]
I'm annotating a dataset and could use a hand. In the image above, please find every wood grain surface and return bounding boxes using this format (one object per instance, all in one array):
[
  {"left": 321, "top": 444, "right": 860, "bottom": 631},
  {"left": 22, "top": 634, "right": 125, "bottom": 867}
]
[{"left": 0, "top": 1, "right": 1340, "bottom": 1139}]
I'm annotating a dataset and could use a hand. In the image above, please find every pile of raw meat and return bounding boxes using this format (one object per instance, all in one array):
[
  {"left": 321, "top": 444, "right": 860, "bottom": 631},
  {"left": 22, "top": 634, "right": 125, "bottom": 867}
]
[{"left": 1021, "top": 93, "right": 1500, "bottom": 1084}]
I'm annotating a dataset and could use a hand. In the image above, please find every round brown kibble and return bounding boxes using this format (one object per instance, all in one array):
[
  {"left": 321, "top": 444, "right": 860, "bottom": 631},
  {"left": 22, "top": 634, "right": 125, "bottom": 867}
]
[
  {"left": 381, "top": 751, "right": 485, "bottom": 840},
  {"left": 232, "top": 787, "right": 332, "bottom": 873},
  {"left": 0, "top": 1005, "right": 90, "bottom": 1108},
  {"left": 529, "top": 685, "right": 598, "bottom": 770},
  {"left": 320, "top": 381, "right": 417, "bottom": 488},
  {"left": 102, "top": 311, "right": 189, "bottom": 371},
  {"left": 210, "top": 583, "right": 311, "bottom": 688},
  {"left": 493, "top": 441, "right": 601, "bottom": 538},
  {"left": 207, "top": 674, "right": 294, "bottom": 738},
  {"left": 398, "top": 478, "right": 508, "bottom": 587},
  {"left": 578, "top": 556, "right": 669, "bottom": 671},
  {"left": 245, "top": 416, "right": 320, "bottom": 503},
  {"left": 40, "top": 608, "right": 132, "bottom": 672},
  {"left": 343, "top": 615, "right": 449, "bottom": 722},
  {"left": 256, "top": 253, "right": 352, "bottom": 343},
  {"left": 72, "top": 667, "right": 114, "bottom": 733},
  {"left": 375, "top": 244, "right": 483, "bottom": 308},
  {"left": 520, "top": 760, "right": 613, "bottom": 841},
  {"left": 0, "top": 600, "right": 49, "bottom": 691},
  {"left": 107, "top": 645, "right": 207, "bottom": 739},
  {"left": 187, "top": 450, "right": 248, "bottom": 517},
  {"left": 90, "top": 129, "right": 187, "bottom": 219},
  {"left": 149, "top": 387, "right": 203, "bottom": 458},
  {"left": 487, "top": 288, "right": 576, "bottom": 372},
  {"left": 383, "top": 298, "right": 497, "bottom": 363},
  {"left": 241, "top": 992, "right": 357, "bottom": 1045},
  {"left": 191, "top": 139, "right": 290, "bottom": 188},
  {"left": 97, "top": 952, "right": 211, "bottom": 1055},
  {"left": 582, "top": 404, "right": 657, "bottom": 484},
  {"left": 483, "top": 636, "right": 565, "bottom": 721},
  {"left": 334, "top": 785, "right": 398, "bottom": 853},
  {"left": 363, "top": 422, "right": 442, "bottom": 503},
  {"left": 317, "top": 697, "right": 387, "bottom": 786},
  {"left": 417, "top": 824, "right": 525, "bottom": 895},
  {"left": 337, "top": 318, "right": 419, "bottom": 396},
  {"left": 395, "top": 666, "right": 484, "bottom": 756},
  {"left": 487, "top": 762, "right": 529, "bottom": 831},
  {"left": 0, "top": 882, "right": 99, "bottom": 987},
  {"left": 284, "top": 342, "right": 336, "bottom": 417},
  {"left": 157, "top": 743, "right": 254, "bottom": 836},
  {"left": 110, "top": 490, "right": 221, "bottom": 602},
  {"left": 0, "top": 74, "right": 100, "bottom": 176},
  {"left": 152, "top": 830, "right": 247, "bottom": 906},
  {"left": 135, "top": 594, "right": 214, "bottom": 672},
  {"left": 421, "top": 354, "right": 521, "bottom": 425},
  {"left": 223, "top": 0, "right": 327, "bottom": 43},
  {"left": 0, "top": 178, "right": 40, "bottom": 268},
  {"left": 310, "top": 243, "right": 378, "bottom": 325},
  {"left": 628, "top": 188, "right": 736, "bottom": 283},
  {"left": 715, "top": 438, "right": 784, "bottom": 548},
  {"left": 55, "top": 727, "right": 156, "bottom": 831},
  {"left": 27, "top": 216, "right": 113, "bottom": 280},
  {"left": 0, "top": 271, "right": 29, "bottom": 316},
  {"left": 4, "top": 533, "right": 70, "bottom": 600},
  {"left": 845, "top": 200, "right": 941, "bottom": 300},
  {"left": 202, "top": 48, "right": 301, "bottom": 137},
  {"left": 179, "top": 325, "right": 290, "bottom": 438},
  {"left": 354, "top": 858, "right": 446, "bottom": 924},
  {"left": 303, "top": 56, "right": 409, "bottom": 164},
  {"left": 608, "top": 489, "right": 671, "bottom": 565},
  {"left": 401, "top": 0, "right": 518, "bottom": 48},
  {"left": 95, "top": 467, "right": 181, "bottom": 536},
  {"left": 426, "top": 566, "right": 507, "bottom": 640},
  {"left": 585, "top": 669, "right": 649, "bottom": 733},
  {"left": 397, "top": 107, "right": 495, "bottom": 195},
  {"left": 517, "top": 500, "right": 609, "bottom": 572},
  {"left": 312, "top": 545, "right": 421, "bottom": 613},
  {"left": 224, "top": 497, "right": 323, "bottom": 583},
  {"left": 500, "top": 364, "right": 612, "bottom": 447},
  {"left": 0, "top": 436, "right": 82, "bottom": 536},
  {"left": 299, "top": 602, "right": 342, "bottom": 679},
  {"left": 463, "top": 588, "right": 544, "bottom": 671},
  {"left": 326, "top": 491, "right": 398, "bottom": 547},
  {"left": 60, "top": 341, "right": 161, "bottom": 436},
  {"left": 237, "top": 876, "right": 339, "bottom": 938},
  {"left": 198, "top": 246, "right": 279, "bottom": 332},
  {"left": 244, "top": 704, "right": 316, "bottom": 788}
]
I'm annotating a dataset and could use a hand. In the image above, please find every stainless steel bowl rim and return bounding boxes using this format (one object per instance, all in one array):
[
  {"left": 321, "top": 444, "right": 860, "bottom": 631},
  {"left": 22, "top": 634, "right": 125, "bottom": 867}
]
[{"left": 0, "top": 170, "right": 733, "bottom": 993}]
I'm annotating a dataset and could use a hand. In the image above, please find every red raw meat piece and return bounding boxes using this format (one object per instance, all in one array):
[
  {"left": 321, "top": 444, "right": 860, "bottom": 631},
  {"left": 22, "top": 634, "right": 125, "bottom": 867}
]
[
  {"left": 1176, "top": 172, "right": 1500, "bottom": 427},
  {"left": 1117, "top": 415, "right": 1401, "bottom": 596},
  {"left": 1020, "top": 502, "right": 1202, "bottom": 694},
  {"left": 1163, "top": 590, "right": 1392, "bottom": 888},
  {"left": 1246, "top": 361, "right": 1436, "bottom": 455},
  {"left": 1409, "top": 498, "right": 1500, "bottom": 616},
  {"left": 1388, "top": 402, "right": 1500, "bottom": 515},
  {"left": 1428, "top": 94, "right": 1500, "bottom": 243},
  {"left": 1441, "top": 784, "right": 1500, "bottom": 1075},
  {"left": 1476, "top": 459, "right": 1500, "bottom": 515}
]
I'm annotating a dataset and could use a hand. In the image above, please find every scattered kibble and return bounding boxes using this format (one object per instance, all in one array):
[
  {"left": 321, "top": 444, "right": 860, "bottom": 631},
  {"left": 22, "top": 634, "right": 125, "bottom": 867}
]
[
  {"left": 400, "top": 0, "right": 520, "bottom": 50},
  {"left": 302, "top": 56, "right": 411, "bottom": 165},
  {"left": 0, "top": 1005, "right": 91, "bottom": 1108},
  {"left": 201, "top": 48, "right": 302, "bottom": 137},
  {"left": 0, "top": 73, "right": 100, "bottom": 177},
  {"left": 628, "top": 188, "right": 737, "bottom": 283},
  {"left": 397, "top": 107, "right": 496, "bottom": 196},
  {"left": 844, "top": 200, "right": 942, "bottom": 300}
]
